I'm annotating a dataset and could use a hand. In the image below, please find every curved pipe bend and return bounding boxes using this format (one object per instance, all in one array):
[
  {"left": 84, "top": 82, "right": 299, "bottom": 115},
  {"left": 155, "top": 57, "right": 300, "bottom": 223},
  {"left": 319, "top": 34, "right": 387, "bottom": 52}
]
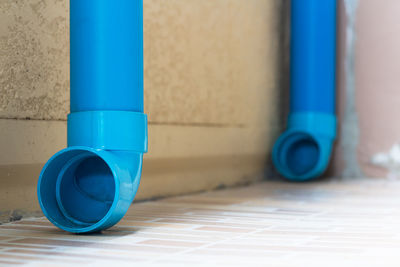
[
  {"left": 38, "top": 111, "right": 147, "bottom": 233},
  {"left": 273, "top": 113, "right": 336, "bottom": 181},
  {"left": 38, "top": 148, "right": 143, "bottom": 233}
]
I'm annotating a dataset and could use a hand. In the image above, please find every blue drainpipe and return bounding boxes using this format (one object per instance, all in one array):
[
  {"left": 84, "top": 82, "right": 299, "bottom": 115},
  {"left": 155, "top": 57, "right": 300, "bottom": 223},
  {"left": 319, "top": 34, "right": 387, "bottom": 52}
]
[
  {"left": 37, "top": 0, "right": 147, "bottom": 233},
  {"left": 273, "top": 0, "right": 337, "bottom": 181}
]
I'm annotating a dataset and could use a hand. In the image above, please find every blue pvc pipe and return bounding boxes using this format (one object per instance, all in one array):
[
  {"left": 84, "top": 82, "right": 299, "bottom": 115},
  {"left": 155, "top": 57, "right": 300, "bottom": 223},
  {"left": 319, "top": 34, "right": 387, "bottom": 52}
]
[
  {"left": 273, "top": 0, "right": 337, "bottom": 181},
  {"left": 70, "top": 0, "right": 143, "bottom": 113},
  {"left": 38, "top": 0, "right": 148, "bottom": 233}
]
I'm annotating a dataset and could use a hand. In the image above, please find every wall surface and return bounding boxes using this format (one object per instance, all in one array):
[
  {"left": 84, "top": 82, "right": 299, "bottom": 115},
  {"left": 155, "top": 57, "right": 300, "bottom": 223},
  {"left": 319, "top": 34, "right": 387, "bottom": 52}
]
[
  {"left": 334, "top": 0, "right": 400, "bottom": 179},
  {"left": 0, "top": 0, "right": 287, "bottom": 220}
]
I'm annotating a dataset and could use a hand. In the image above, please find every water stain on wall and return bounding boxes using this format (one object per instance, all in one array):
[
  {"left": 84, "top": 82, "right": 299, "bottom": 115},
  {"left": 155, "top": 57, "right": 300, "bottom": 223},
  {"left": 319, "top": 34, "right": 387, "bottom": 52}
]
[{"left": 339, "top": 0, "right": 363, "bottom": 178}]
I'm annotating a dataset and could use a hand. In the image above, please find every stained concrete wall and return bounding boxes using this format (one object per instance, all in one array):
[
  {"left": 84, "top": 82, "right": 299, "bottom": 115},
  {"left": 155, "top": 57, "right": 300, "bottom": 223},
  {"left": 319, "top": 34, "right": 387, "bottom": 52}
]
[
  {"left": 334, "top": 0, "right": 400, "bottom": 179},
  {"left": 0, "top": 0, "right": 288, "bottom": 219}
]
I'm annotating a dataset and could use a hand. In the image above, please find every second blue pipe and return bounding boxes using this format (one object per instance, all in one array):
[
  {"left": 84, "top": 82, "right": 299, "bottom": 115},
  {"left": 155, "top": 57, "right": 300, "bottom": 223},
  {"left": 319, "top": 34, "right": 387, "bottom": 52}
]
[{"left": 273, "top": 0, "right": 337, "bottom": 181}]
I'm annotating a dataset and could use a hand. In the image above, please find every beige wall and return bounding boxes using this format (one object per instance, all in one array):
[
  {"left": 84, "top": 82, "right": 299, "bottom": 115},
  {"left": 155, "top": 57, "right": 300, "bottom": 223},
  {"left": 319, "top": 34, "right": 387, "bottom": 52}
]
[{"left": 0, "top": 0, "right": 286, "bottom": 218}]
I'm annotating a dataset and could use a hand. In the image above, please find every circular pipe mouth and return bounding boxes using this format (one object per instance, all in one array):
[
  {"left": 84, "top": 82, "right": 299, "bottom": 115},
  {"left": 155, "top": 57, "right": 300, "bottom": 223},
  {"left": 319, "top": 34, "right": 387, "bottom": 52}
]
[
  {"left": 38, "top": 147, "right": 121, "bottom": 233},
  {"left": 273, "top": 132, "right": 323, "bottom": 181}
]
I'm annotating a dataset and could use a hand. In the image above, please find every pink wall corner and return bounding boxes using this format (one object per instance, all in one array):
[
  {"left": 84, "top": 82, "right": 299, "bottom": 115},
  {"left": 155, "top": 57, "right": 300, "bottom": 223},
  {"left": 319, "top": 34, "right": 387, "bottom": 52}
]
[
  {"left": 334, "top": 0, "right": 400, "bottom": 178},
  {"left": 356, "top": 0, "right": 400, "bottom": 177}
]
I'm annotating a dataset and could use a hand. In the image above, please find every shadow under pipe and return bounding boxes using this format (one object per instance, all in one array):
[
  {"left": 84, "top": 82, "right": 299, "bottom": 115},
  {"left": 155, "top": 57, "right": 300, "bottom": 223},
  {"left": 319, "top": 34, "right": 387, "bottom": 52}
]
[
  {"left": 38, "top": 0, "right": 147, "bottom": 233},
  {"left": 273, "top": 0, "right": 337, "bottom": 181}
]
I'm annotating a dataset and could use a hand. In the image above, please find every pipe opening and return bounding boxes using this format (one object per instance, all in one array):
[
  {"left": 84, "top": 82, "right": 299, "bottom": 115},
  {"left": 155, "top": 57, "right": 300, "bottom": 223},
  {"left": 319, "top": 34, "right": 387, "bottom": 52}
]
[
  {"left": 285, "top": 136, "right": 319, "bottom": 176},
  {"left": 276, "top": 132, "right": 321, "bottom": 177},
  {"left": 38, "top": 148, "right": 118, "bottom": 231},
  {"left": 56, "top": 156, "right": 115, "bottom": 225}
]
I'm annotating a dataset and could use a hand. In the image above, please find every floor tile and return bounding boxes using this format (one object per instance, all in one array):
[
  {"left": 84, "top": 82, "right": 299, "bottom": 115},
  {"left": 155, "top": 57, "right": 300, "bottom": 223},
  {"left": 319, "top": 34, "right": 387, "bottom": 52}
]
[{"left": 1, "top": 179, "right": 400, "bottom": 266}]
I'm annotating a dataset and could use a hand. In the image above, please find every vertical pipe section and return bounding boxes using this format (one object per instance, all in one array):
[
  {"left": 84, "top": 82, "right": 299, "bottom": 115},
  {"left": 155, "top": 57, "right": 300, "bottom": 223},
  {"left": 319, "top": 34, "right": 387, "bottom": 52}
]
[
  {"left": 37, "top": 0, "right": 148, "bottom": 233},
  {"left": 70, "top": 0, "right": 143, "bottom": 113},
  {"left": 273, "top": 0, "right": 337, "bottom": 181}
]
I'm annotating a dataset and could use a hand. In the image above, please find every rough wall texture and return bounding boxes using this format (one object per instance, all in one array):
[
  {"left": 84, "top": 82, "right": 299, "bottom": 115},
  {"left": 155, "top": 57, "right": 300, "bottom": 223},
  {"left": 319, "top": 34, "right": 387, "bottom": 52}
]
[
  {"left": 144, "top": 0, "right": 280, "bottom": 126},
  {"left": 0, "top": 0, "right": 69, "bottom": 120},
  {"left": 0, "top": 0, "right": 282, "bottom": 126}
]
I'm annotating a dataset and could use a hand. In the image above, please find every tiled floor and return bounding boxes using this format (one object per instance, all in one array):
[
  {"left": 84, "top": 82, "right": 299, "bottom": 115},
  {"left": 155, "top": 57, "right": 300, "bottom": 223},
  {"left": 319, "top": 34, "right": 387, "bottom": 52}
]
[{"left": 1, "top": 179, "right": 400, "bottom": 266}]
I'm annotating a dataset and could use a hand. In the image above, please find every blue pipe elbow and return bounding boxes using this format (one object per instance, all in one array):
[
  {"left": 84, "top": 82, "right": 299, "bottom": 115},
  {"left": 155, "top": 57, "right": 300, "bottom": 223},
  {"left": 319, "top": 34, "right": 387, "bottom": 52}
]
[
  {"left": 38, "top": 148, "right": 143, "bottom": 233},
  {"left": 38, "top": 0, "right": 147, "bottom": 233},
  {"left": 273, "top": 0, "right": 337, "bottom": 181},
  {"left": 38, "top": 111, "right": 147, "bottom": 233},
  {"left": 273, "top": 113, "right": 336, "bottom": 181}
]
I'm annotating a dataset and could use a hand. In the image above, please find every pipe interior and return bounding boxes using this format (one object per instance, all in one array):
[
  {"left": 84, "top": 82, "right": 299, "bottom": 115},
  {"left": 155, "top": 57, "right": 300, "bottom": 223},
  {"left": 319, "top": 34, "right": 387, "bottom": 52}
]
[
  {"left": 56, "top": 156, "right": 115, "bottom": 225},
  {"left": 277, "top": 133, "right": 321, "bottom": 177},
  {"left": 285, "top": 136, "right": 319, "bottom": 176},
  {"left": 39, "top": 150, "right": 116, "bottom": 229}
]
